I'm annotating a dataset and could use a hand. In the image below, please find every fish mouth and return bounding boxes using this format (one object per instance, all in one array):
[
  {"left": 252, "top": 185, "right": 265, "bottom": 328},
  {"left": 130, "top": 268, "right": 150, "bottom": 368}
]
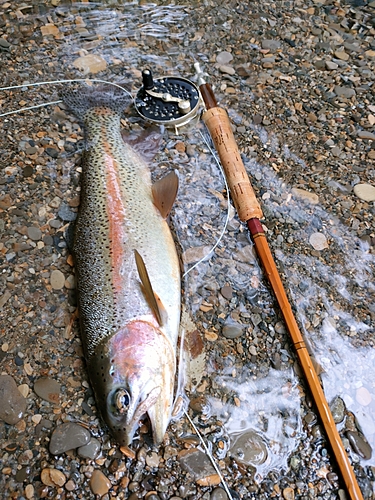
[
  {"left": 89, "top": 320, "right": 176, "bottom": 446},
  {"left": 107, "top": 384, "right": 167, "bottom": 446}
]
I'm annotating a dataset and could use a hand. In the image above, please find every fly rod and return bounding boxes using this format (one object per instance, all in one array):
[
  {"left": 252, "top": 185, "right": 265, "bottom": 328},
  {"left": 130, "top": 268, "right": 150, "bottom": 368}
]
[{"left": 194, "top": 62, "right": 364, "bottom": 500}]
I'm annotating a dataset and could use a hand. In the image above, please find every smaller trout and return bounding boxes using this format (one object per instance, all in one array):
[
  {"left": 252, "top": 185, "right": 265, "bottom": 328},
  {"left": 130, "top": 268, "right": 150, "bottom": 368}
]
[{"left": 62, "top": 87, "right": 181, "bottom": 446}]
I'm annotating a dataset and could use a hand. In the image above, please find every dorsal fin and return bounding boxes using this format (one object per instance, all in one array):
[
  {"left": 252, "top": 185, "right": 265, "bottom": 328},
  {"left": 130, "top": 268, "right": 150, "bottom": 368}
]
[
  {"left": 134, "top": 249, "right": 166, "bottom": 327},
  {"left": 152, "top": 171, "right": 179, "bottom": 219}
]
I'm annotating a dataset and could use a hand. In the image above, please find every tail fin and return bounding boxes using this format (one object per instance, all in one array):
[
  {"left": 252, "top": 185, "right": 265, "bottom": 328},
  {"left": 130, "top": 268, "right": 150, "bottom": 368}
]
[{"left": 60, "top": 85, "right": 132, "bottom": 121}]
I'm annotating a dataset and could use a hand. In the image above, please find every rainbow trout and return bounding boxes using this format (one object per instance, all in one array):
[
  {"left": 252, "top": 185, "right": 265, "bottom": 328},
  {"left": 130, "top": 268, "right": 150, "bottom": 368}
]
[{"left": 62, "top": 88, "right": 181, "bottom": 446}]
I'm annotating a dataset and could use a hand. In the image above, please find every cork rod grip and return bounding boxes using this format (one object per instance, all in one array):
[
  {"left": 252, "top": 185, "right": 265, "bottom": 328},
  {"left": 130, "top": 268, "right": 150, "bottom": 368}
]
[{"left": 202, "top": 107, "right": 263, "bottom": 222}]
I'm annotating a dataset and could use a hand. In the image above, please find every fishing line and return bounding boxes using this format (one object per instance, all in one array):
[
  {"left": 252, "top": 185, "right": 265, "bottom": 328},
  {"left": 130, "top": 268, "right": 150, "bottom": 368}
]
[
  {"left": 0, "top": 78, "right": 133, "bottom": 117},
  {"left": 184, "top": 409, "right": 234, "bottom": 500},
  {"left": 182, "top": 128, "right": 231, "bottom": 278}
]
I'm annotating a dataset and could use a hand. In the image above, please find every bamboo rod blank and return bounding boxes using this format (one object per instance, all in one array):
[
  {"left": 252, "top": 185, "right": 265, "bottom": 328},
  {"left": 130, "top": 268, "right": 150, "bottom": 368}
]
[
  {"left": 249, "top": 227, "right": 364, "bottom": 500},
  {"left": 202, "top": 105, "right": 364, "bottom": 500}
]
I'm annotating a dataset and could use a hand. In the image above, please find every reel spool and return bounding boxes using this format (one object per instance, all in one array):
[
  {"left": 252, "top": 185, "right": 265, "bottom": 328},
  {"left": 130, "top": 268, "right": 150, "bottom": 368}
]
[{"left": 135, "top": 69, "right": 200, "bottom": 129}]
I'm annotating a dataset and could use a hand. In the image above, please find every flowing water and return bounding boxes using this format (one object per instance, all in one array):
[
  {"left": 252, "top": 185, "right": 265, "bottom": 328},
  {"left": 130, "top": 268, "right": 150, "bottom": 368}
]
[{"left": 1, "top": 0, "right": 375, "bottom": 498}]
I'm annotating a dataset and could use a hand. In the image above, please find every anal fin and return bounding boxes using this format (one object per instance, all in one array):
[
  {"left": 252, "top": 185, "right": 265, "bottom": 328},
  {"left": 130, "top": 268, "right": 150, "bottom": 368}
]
[
  {"left": 134, "top": 250, "right": 167, "bottom": 327},
  {"left": 152, "top": 171, "right": 179, "bottom": 219}
]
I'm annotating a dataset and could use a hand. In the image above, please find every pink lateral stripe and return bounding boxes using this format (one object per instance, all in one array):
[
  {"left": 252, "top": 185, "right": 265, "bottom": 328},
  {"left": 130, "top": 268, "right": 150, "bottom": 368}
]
[{"left": 104, "top": 149, "right": 126, "bottom": 295}]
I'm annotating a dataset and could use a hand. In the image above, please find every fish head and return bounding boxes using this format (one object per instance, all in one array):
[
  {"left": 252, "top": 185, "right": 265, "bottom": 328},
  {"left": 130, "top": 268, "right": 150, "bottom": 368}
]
[{"left": 88, "top": 320, "right": 176, "bottom": 446}]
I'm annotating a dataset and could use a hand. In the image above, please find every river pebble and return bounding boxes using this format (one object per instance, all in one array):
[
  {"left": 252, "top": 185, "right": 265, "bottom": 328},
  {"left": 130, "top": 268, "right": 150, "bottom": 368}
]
[
  {"left": 27, "top": 226, "right": 42, "bottom": 241},
  {"left": 222, "top": 321, "right": 244, "bottom": 339},
  {"left": 90, "top": 469, "right": 112, "bottom": 496},
  {"left": 77, "top": 437, "right": 101, "bottom": 460},
  {"left": 0, "top": 375, "right": 27, "bottom": 424},
  {"left": 330, "top": 397, "right": 345, "bottom": 424},
  {"left": 50, "top": 269, "right": 66, "bottom": 290},
  {"left": 73, "top": 54, "right": 107, "bottom": 74},
  {"left": 230, "top": 430, "right": 268, "bottom": 466},
  {"left": 210, "top": 487, "right": 229, "bottom": 500},
  {"left": 291, "top": 187, "right": 319, "bottom": 205},
  {"left": 49, "top": 423, "right": 91, "bottom": 455},
  {"left": 24, "top": 484, "right": 34, "bottom": 499},
  {"left": 178, "top": 448, "right": 217, "bottom": 480},
  {"left": 41, "top": 468, "right": 67, "bottom": 487},
  {"left": 309, "top": 232, "right": 328, "bottom": 251},
  {"left": 216, "top": 51, "right": 233, "bottom": 65},
  {"left": 353, "top": 183, "right": 375, "bottom": 202},
  {"left": 346, "top": 431, "right": 372, "bottom": 460},
  {"left": 33, "top": 377, "right": 60, "bottom": 404}
]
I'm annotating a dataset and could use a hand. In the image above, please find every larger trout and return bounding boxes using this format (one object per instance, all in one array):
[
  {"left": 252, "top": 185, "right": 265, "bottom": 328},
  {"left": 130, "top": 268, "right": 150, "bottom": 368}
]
[{"left": 62, "top": 87, "right": 181, "bottom": 446}]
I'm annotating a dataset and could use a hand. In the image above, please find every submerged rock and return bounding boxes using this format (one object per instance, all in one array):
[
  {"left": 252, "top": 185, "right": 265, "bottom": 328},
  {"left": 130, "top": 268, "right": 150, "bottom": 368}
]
[{"left": 0, "top": 375, "right": 27, "bottom": 425}]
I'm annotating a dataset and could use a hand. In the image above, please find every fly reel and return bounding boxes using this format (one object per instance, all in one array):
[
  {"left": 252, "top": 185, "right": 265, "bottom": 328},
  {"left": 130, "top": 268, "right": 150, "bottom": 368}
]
[{"left": 135, "top": 69, "right": 201, "bottom": 129}]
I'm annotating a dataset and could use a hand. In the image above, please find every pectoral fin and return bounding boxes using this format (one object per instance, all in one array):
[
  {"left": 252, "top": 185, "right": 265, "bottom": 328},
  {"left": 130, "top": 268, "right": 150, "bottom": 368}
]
[
  {"left": 134, "top": 250, "right": 167, "bottom": 327},
  {"left": 152, "top": 171, "right": 179, "bottom": 219}
]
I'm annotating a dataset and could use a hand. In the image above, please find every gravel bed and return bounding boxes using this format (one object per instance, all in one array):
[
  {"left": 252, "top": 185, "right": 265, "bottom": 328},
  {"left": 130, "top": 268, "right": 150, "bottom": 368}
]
[{"left": 0, "top": 0, "right": 374, "bottom": 499}]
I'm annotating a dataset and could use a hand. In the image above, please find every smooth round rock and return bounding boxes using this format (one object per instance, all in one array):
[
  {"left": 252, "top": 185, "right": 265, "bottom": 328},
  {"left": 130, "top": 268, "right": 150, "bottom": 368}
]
[
  {"left": 216, "top": 51, "right": 233, "bottom": 65},
  {"left": 220, "top": 285, "right": 233, "bottom": 300},
  {"left": 230, "top": 430, "right": 268, "bottom": 466},
  {"left": 50, "top": 270, "right": 65, "bottom": 290},
  {"left": 346, "top": 431, "right": 372, "bottom": 460},
  {"left": 77, "top": 437, "right": 101, "bottom": 460},
  {"left": 24, "top": 484, "right": 34, "bottom": 499},
  {"left": 353, "top": 183, "right": 375, "bottom": 202},
  {"left": 27, "top": 226, "right": 42, "bottom": 241},
  {"left": 58, "top": 203, "right": 77, "bottom": 222},
  {"left": 291, "top": 187, "right": 319, "bottom": 205},
  {"left": 0, "top": 375, "right": 27, "bottom": 424},
  {"left": 309, "top": 232, "right": 328, "bottom": 251},
  {"left": 49, "top": 422, "right": 91, "bottom": 455},
  {"left": 330, "top": 397, "right": 345, "bottom": 424},
  {"left": 222, "top": 323, "right": 244, "bottom": 339},
  {"left": 90, "top": 469, "right": 111, "bottom": 496},
  {"left": 41, "top": 468, "right": 66, "bottom": 487},
  {"left": 211, "top": 487, "right": 229, "bottom": 500},
  {"left": 283, "top": 487, "right": 295, "bottom": 500},
  {"left": 356, "top": 387, "right": 372, "bottom": 406},
  {"left": 34, "top": 377, "right": 60, "bottom": 404},
  {"left": 146, "top": 451, "right": 160, "bottom": 468}
]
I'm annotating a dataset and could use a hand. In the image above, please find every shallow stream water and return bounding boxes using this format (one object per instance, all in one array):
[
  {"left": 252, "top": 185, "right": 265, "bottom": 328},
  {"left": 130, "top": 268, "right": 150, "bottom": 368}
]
[{"left": 1, "top": 1, "right": 375, "bottom": 499}]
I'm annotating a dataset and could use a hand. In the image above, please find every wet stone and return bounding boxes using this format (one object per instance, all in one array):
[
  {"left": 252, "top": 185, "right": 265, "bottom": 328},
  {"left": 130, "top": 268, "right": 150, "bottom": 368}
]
[
  {"left": 0, "top": 375, "right": 27, "bottom": 425},
  {"left": 220, "top": 285, "right": 233, "bottom": 300},
  {"left": 304, "top": 412, "right": 317, "bottom": 427},
  {"left": 15, "top": 467, "right": 28, "bottom": 483},
  {"left": 211, "top": 487, "right": 229, "bottom": 500},
  {"left": 178, "top": 448, "right": 216, "bottom": 480},
  {"left": 334, "top": 86, "right": 356, "bottom": 98},
  {"left": 216, "top": 51, "right": 233, "bottom": 65},
  {"left": 49, "top": 422, "right": 91, "bottom": 455},
  {"left": 90, "top": 469, "right": 111, "bottom": 496},
  {"left": 41, "top": 468, "right": 66, "bottom": 487},
  {"left": 309, "top": 232, "right": 328, "bottom": 251},
  {"left": 283, "top": 487, "right": 295, "bottom": 500},
  {"left": 34, "top": 377, "right": 60, "bottom": 404},
  {"left": 50, "top": 270, "right": 65, "bottom": 290},
  {"left": 22, "top": 166, "right": 33, "bottom": 177},
  {"left": 291, "top": 188, "right": 319, "bottom": 205},
  {"left": 58, "top": 202, "right": 77, "bottom": 222},
  {"left": 346, "top": 431, "right": 372, "bottom": 460},
  {"left": 222, "top": 322, "right": 244, "bottom": 339},
  {"left": 77, "top": 437, "right": 101, "bottom": 460},
  {"left": 330, "top": 397, "right": 345, "bottom": 424},
  {"left": 230, "top": 430, "right": 268, "bottom": 466},
  {"left": 146, "top": 451, "right": 160, "bottom": 468},
  {"left": 353, "top": 183, "right": 375, "bottom": 202},
  {"left": 261, "top": 39, "right": 280, "bottom": 51}
]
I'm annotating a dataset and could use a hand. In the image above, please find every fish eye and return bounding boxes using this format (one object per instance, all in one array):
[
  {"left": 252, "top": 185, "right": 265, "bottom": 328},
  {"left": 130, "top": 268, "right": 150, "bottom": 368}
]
[{"left": 112, "top": 388, "right": 130, "bottom": 415}]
